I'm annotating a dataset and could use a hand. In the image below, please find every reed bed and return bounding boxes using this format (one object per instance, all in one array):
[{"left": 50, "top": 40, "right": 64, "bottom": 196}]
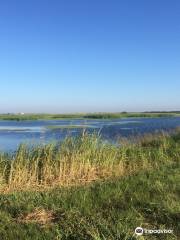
[{"left": 0, "top": 130, "right": 179, "bottom": 192}]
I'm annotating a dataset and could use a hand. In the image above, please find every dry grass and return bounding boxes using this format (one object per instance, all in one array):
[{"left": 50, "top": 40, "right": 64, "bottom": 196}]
[
  {"left": 17, "top": 208, "right": 55, "bottom": 225},
  {"left": 0, "top": 131, "right": 179, "bottom": 192}
]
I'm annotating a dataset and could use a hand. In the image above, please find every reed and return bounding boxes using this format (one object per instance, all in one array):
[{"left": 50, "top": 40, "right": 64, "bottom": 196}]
[{"left": 0, "top": 130, "right": 179, "bottom": 192}]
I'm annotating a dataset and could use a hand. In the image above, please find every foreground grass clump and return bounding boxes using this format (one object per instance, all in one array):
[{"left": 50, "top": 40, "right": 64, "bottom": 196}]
[
  {"left": 0, "top": 131, "right": 179, "bottom": 191},
  {"left": 0, "top": 164, "right": 179, "bottom": 239}
]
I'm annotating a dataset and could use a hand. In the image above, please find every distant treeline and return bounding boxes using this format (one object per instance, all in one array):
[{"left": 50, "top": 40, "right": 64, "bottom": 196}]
[
  {"left": 83, "top": 112, "right": 176, "bottom": 119},
  {"left": 0, "top": 115, "right": 39, "bottom": 121},
  {"left": 0, "top": 112, "right": 179, "bottom": 121}
]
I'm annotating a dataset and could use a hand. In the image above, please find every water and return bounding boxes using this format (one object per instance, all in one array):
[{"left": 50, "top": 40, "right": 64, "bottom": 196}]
[{"left": 0, "top": 117, "right": 179, "bottom": 152}]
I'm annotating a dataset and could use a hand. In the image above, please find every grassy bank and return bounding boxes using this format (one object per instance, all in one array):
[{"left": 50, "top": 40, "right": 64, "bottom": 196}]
[
  {"left": 0, "top": 164, "right": 179, "bottom": 239},
  {"left": 0, "top": 131, "right": 179, "bottom": 239},
  {"left": 0, "top": 112, "right": 179, "bottom": 121},
  {"left": 0, "top": 130, "right": 179, "bottom": 191}
]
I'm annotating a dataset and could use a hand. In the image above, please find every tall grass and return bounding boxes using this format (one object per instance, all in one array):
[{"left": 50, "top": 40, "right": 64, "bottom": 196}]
[{"left": 0, "top": 130, "right": 179, "bottom": 192}]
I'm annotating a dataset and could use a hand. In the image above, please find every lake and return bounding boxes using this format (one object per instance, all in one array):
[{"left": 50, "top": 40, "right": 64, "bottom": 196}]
[{"left": 0, "top": 117, "right": 180, "bottom": 152}]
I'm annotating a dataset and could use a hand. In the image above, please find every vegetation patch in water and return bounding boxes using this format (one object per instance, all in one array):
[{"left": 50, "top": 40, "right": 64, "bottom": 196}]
[{"left": 46, "top": 125, "right": 96, "bottom": 129}]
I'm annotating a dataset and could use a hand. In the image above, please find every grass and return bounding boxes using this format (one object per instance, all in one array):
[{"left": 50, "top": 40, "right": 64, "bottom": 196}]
[
  {"left": 0, "top": 165, "right": 179, "bottom": 239},
  {"left": 1, "top": 130, "right": 179, "bottom": 191},
  {"left": 0, "top": 130, "right": 179, "bottom": 239},
  {"left": 0, "top": 112, "right": 179, "bottom": 121}
]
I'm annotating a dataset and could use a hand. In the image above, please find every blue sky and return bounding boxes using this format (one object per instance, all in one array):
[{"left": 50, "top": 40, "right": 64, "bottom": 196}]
[{"left": 0, "top": 0, "right": 179, "bottom": 113}]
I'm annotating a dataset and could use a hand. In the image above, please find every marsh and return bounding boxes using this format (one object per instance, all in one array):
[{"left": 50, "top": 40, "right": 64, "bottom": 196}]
[{"left": 0, "top": 116, "right": 179, "bottom": 151}]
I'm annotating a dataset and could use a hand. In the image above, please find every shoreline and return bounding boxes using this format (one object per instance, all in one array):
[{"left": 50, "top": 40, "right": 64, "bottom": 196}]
[{"left": 0, "top": 112, "right": 180, "bottom": 121}]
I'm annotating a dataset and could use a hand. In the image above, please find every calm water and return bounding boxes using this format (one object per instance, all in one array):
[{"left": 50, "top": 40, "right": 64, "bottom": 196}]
[{"left": 0, "top": 117, "right": 179, "bottom": 152}]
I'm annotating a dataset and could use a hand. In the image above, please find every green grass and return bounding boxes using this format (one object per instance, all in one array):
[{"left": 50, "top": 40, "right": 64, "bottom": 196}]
[
  {"left": 0, "top": 131, "right": 179, "bottom": 239},
  {"left": 0, "top": 164, "right": 179, "bottom": 239}
]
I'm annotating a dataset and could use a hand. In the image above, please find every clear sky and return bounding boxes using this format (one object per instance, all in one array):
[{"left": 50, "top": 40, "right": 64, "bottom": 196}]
[{"left": 0, "top": 0, "right": 179, "bottom": 113}]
